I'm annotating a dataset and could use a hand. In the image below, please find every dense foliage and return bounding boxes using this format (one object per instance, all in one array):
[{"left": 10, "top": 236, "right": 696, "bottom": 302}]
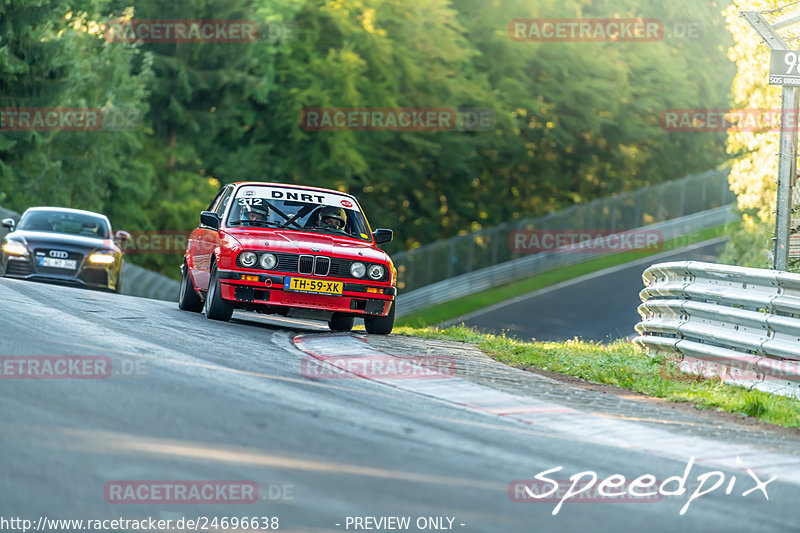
[
  {"left": 721, "top": 0, "right": 800, "bottom": 270},
  {"left": 1, "top": 0, "right": 734, "bottom": 275}
]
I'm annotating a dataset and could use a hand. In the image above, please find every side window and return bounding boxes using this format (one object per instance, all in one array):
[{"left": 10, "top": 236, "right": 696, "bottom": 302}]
[
  {"left": 215, "top": 187, "right": 234, "bottom": 217},
  {"left": 207, "top": 188, "right": 227, "bottom": 213}
]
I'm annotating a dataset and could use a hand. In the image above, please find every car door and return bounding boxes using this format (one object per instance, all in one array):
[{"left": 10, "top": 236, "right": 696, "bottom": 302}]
[{"left": 190, "top": 186, "right": 233, "bottom": 291}]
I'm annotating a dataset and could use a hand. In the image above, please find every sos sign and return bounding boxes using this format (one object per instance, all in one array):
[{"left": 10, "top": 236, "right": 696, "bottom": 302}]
[{"left": 769, "top": 50, "right": 800, "bottom": 85}]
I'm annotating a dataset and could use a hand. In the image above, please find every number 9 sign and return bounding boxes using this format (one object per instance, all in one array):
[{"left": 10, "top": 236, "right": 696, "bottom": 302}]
[{"left": 771, "top": 50, "right": 800, "bottom": 84}]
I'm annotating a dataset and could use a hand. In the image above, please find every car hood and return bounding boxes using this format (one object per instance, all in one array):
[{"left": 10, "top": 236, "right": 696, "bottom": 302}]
[
  {"left": 224, "top": 228, "right": 390, "bottom": 264},
  {"left": 7, "top": 230, "right": 117, "bottom": 252}
]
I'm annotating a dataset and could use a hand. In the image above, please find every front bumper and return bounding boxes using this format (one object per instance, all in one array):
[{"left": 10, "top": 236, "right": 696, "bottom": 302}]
[
  {"left": 217, "top": 269, "right": 395, "bottom": 316},
  {"left": 3, "top": 256, "right": 116, "bottom": 291}
]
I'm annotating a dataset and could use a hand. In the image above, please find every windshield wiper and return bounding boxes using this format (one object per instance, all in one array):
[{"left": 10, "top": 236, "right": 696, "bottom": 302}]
[
  {"left": 304, "top": 226, "right": 353, "bottom": 237},
  {"left": 229, "top": 220, "right": 283, "bottom": 228}
]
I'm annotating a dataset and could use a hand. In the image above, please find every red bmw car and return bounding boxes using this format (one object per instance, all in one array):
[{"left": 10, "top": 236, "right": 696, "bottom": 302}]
[{"left": 179, "top": 182, "right": 397, "bottom": 334}]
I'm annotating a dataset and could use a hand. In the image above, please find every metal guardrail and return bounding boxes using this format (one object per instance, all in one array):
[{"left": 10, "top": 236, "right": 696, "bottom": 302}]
[
  {"left": 121, "top": 263, "right": 179, "bottom": 301},
  {"left": 634, "top": 261, "right": 800, "bottom": 398},
  {"left": 0, "top": 205, "right": 178, "bottom": 302},
  {"left": 396, "top": 204, "right": 739, "bottom": 318},
  {"left": 393, "top": 168, "right": 734, "bottom": 293}
]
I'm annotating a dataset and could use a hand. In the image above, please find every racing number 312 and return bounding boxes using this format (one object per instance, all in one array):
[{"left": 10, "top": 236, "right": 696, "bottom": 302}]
[{"left": 238, "top": 198, "right": 264, "bottom": 206}]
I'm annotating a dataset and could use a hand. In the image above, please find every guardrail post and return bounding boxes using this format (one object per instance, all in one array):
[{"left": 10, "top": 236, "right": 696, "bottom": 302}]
[{"left": 446, "top": 240, "right": 456, "bottom": 278}]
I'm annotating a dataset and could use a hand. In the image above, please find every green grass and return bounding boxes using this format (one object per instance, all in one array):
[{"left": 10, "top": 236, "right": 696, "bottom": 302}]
[
  {"left": 398, "top": 224, "right": 737, "bottom": 328},
  {"left": 394, "top": 325, "right": 800, "bottom": 428}
]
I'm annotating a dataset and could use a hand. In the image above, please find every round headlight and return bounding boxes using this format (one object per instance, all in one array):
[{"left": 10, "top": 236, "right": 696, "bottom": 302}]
[
  {"left": 350, "top": 261, "right": 366, "bottom": 278},
  {"left": 260, "top": 253, "right": 277, "bottom": 270},
  {"left": 368, "top": 264, "right": 385, "bottom": 280},
  {"left": 239, "top": 251, "right": 258, "bottom": 268}
]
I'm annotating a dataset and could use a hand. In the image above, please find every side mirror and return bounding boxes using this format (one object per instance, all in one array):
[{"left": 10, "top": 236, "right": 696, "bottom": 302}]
[
  {"left": 1, "top": 218, "right": 15, "bottom": 230},
  {"left": 200, "top": 211, "right": 221, "bottom": 231},
  {"left": 115, "top": 230, "right": 131, "bottom": 242},
  {"left": 373, "top": 228, "right": 393, "bottom": 245}
]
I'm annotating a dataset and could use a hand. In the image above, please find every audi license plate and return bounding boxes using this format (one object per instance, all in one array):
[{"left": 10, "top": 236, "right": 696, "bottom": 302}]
[
  {"left": 284, "top": 277, "right": 343, "bottom": 295},
  {"left": 39, "top": 257, "right": 77, "bottom": 270}
]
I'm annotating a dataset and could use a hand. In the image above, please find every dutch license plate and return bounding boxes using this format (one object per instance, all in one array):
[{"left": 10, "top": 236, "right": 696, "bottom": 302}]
[
  {"left": 39, "top": 257, "right": 77, "bottom": 270},
  {"left": 284, "top": 277, "right": 343, "bottom": 295}
]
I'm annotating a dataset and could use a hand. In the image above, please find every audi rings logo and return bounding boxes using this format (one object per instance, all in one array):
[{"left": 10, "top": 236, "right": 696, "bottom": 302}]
[{"left": 49, "top": 250, "right": 68, "bottom": 259}]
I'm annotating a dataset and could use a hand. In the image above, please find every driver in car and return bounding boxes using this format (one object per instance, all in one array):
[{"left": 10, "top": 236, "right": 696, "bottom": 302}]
[
  {"left": 241, "top": 203, "right": 270, "bottom": 225},
  {"left": 316, "top": 206, "right": 347, "bottom": 231}
]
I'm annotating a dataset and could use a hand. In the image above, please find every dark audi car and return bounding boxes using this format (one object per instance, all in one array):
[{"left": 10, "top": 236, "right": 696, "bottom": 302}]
[{"left": 1, "top": 207, "right": 129, "bottom": 292}]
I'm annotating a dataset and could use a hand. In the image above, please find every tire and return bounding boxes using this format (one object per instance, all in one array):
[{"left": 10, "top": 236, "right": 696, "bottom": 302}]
[
  {"left": 178, "top": 263, "right": 203, "bottom": 312},
  {"left": 203, "top": 265, "right": 234, "bottom": 321},
  {"left": 364, "top": 301, "right": 395, "bottom": 335},
  {"left": 328, "top": 313, "right": 355, "bottom": 332}
]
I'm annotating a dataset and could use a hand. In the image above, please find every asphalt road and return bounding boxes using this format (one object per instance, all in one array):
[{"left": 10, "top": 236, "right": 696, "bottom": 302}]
[
  {"left": 1, "top": 274, "right": 798, "bottom": 533},
  {"left": 458, "top": 240, "right": 724, "bottom": 342}
]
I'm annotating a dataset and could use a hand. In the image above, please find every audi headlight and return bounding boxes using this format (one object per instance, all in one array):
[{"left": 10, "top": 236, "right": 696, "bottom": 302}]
[
  {"left": 239, "top": 251, "right": 258, "bottom": 268},
  {"left": 350, "top": 261, "right": 366, "bottom": 278},
  {"left": 88, "top": 252, "right": 115, "bottom": 264},
  {"left": 368, "top": 264, "right": 385, "bottom": 280},
  {"left": 260, "top": 253, "right": 277, "bottom": 270},
  {"left": 2, "top": 241, "right": 28, "bottom": 256}
]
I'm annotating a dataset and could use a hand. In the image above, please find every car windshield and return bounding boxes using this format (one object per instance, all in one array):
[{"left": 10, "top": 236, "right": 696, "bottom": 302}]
[
  {"left": 17, "top": 210, "right": 110, "bottom": 239},
  {"left": 226, "top": 185, "right": 372, "bottom": 241}
]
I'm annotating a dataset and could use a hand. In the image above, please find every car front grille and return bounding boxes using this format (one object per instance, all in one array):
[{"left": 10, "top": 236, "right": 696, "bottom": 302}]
[
  {"left": 329, "top": 257, "right": 352, "bottom": 277},
  {"left": 314, "top": 256, "right": 330, "bottom": 276},
  {"left": 32, "top": 249, "right": 82, "bottom": 275},
  {"left": 275, "top": 253, "right": 298, "bottom": 272},
  {"left": 80, "top": 269, "right": 108, "bottom": 286},
  {"left": 298, "top": 255, "right": 314, "bottom": 275},
  {"left": 252, "top": 252, "right": 387, "bottom": 281},
  {"left": 5, "top": 260, "right": 33, "bottom": 277}
]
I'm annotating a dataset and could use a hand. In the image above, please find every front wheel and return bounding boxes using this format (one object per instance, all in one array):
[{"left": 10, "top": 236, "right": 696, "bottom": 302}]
[
  {"left": 178, "top": 264, "right": 203, "bottom": 312},
  {"left": 364, "top": 301, "right": 395, "bottom": 335},
  {"left": 203, "top": 266, "right": 234, "bottom": 321},
  {"left": 328, "top": 313, "right": 354, "bottom": 332}
]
